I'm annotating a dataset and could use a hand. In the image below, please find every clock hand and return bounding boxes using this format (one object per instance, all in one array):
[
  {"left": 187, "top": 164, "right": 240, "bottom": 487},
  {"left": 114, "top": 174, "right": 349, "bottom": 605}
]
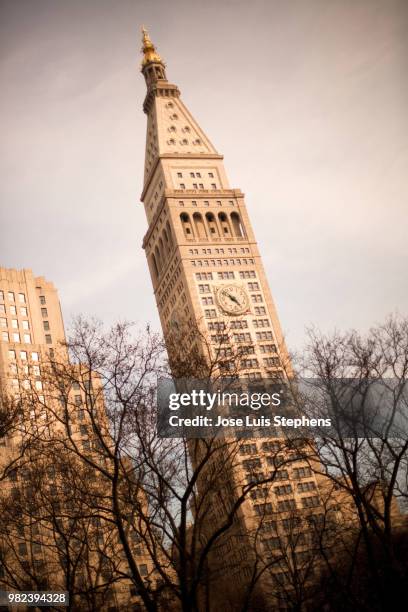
[{"left": 226, "top": 292, "right": 240, "bottom": 305}]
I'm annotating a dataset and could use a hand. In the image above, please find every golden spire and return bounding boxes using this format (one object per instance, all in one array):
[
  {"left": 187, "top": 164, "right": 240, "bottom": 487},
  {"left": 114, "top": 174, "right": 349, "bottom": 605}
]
[{"left": 141, "top": 26, "right": 163, "bottom": 67}]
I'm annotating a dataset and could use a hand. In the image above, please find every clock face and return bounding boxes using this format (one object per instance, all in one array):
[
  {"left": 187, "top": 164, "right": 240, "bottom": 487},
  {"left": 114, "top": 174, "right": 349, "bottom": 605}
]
[{"left": 216, "top": 284, "right": 250, "bottom": 315}]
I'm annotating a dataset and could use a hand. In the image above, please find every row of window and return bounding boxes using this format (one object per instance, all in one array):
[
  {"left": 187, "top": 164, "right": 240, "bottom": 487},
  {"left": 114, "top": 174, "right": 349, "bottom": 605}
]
[
  {"left": 190, "top": 247, "right": 250, "bottom": 255},
  {"left": 211, "top": 331, "right": 275, "bottom": 344},
  {"left": 11, "top": 378, "right": 43, "bottom": 391},
  {"left": 2, "top": 331, "right": 32, "bottom": 343},
  {"left": 204, "top": 306, "right": 266, "bottom": 318},
  {"left": 2, "top": 331, "right": 52, "bottom": 345},
  {"left": 196, "top": 271, "right": 257, "bottom": 281},
  {"left": 1, "top": 318, "right": 30, "bottom": 330},
  {"left": 168, "top": 138, "right": 202, "bottom": 146},
  {"left": 178, "top": 182, "right": 216, "bottom": 189},
  {"left": 8, "top": 350, "right": 39, "bottom": 361},
  {"left": 207, "top": 319, "right": 270, "bottom": 331},
  {"left": 179, "top": 200, "right": 236, "bottom": 208},
  {"left": 0, "top": 290, "right": 26, "bottom": 303},
  {"left": 176, "top": 171, "right": 214, "bottom": 179},
  {"left": 0, "top": 304, "right": 28, "bottom": 316},
  {"left": 192, "top": 258, "right": 256, "bottom": 267},
  {"left": 9, "top": 363, "right": 40, "bottom": 376}
]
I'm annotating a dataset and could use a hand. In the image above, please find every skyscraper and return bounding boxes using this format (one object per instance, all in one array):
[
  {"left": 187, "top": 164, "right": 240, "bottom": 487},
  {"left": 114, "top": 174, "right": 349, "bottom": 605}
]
[
  {"left": 139, "top": 29, "right": 328, "bottom": 608},
  {"left": 0, "top": 268, "right": 66, "bottom": 402},
  {"left": 139, "top": 28, "right": 289, "bottom": 379},
  {"left": 0, "top": 269, "right": 155, "bottom": 609}
]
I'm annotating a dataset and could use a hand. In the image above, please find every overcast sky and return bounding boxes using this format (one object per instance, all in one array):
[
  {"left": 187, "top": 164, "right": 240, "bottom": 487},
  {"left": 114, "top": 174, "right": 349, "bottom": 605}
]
[{"left": 1, "top": 0, "right": 407, "bottom": 351}]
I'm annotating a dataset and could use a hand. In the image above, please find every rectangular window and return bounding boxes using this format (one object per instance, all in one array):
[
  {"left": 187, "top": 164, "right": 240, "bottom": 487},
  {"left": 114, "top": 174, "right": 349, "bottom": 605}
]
[
  {"left": 43, "top": 321, "right": 50, "bottom": 331},
  {"left": 204, "top": 308, "right": 217, "bottom": 318},
  {"left": 0, "top": 290, "right": 3, "bottom": 301},
  {"left": 254, "top": 503, "right": 273, "bottom": 515},
  {"left": 10, "top": 305, "right": 16, "bottom": 315},
  {"left": 217, "top": 271, "right": 235, "bottom": 280},
  {"left": 45, "top": 334, "right": 52, "bottom": 344},
  {"left": 23, "top": 333, "right": 31, "bottom": 343},
  {"left": 177, "top": 172, "right": 183, "bottom": 178},
  {"left": 0, "top": 304, "right": 5, "bottom": 314},
  {"left": 201, "top": 296, "right": 214, "bottom": 305},
  {"left": 11, "top": 319, "right": 18, "bottom": 329},
  {"left": 8, "top": 349, "right": 16, "bottom": 360},
  {"left": 0, "top": 317, "right": 6, "bottom": 328},
  {"left": 18, "top": 293, "right": 25, "bottom": 303},
  {"left": 239, "top": 271, "right": 256, "bottom": 279},
  {"left": 8, "top": 292, "right": 15, "bottom": 302},
  {"left": 277, "top": 499, "right": 296, "bottom": 512},
  {"left": 274, "top": 484, "right": 293, "bottom": 496},
  {"left": 275, "top": 470, "right": 289, "bottom": 481},
  {"left": 242, "top": 458, "right": 261, "bottom": 470},
  {"left": 190, "top": 172, "right": 195, "bottom": 177},
  {"left": 239, "top": 443, "right": 258, "bottom": 455},
  {"left": 233, "top": 332, "right": 252, "bottom": 343},
  {"left": 241, "top": 358, "right": 259, "bottom": 369},
  {"left": 31, "top": 352, "right": 39, "bottom": 361},
  {"left": 179, "top": 183, "right": 185, "bottom": 189},
  {"left": 248, "top": 282, "right": 260, "bottom": 291},
  {"left": 301, "top": 495, "right": 320, "bottom": 508},
  {"left": 2, "top": 331, "right": 9, "bottom": 341},
  {"left": 264, "top": 357, "right": 280, "bottom": 367},
  {"left": 298, "top": 481, "right": 316, "bottom": 493},
  {"left": 254, "top": 307, "right": 266, "bottom": 315},
  {"left": 259, "top": 344, "right": 277, "bottom": 354},
  {"left": 139, "top": 564, "right": 148, "bottom": 577},
  {"left": 293, "top": 467, "right": 312, "bottom": 479},
  {"left": 39, "top": 296, "right": 46, "bottom": 305},
  {"left": 256, "top": 331, "right": 273, "bottom": 341},
  {"left": 20, "top": 351, "right": 27, "bottom": 360},
  {"left": 208, "top": 321, "right": 226, "bottom": 332},
  {"left": 41, "top": 308, "right": 48, "bottom": 317},
  {"left": 262, "top": 440, "right": 281, "bottom": 453},
  {"left": 22, "top": 320, "right": 29, "bottom": 330},
  {"left": 211, "top": 183, "right": 217, "bottom": 189},
  {"left": 230, "top": 320, "right": 248, "bottom": 329},
  {"left": 12, "top": 332, "right": 20, "bottom": 342}
]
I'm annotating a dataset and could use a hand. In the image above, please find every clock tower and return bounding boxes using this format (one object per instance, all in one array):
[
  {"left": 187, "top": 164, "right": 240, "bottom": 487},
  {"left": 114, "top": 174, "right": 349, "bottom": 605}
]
[
  {"left": 139, "top": 29, "right": 327, "bottom": 608},
  {"left": 139, "top": 28, "right": 289, "bottom": 377}
]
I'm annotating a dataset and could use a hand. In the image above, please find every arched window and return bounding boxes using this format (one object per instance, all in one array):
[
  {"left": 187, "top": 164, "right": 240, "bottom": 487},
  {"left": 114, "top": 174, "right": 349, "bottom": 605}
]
[
  {"left": 154, "top": 246, "right": 162, "bottom": 272},
  {"left": 218, "top": 212, "right": 231, "bottom": 236},
  {"left": 205, "top": 212, "right": 220, "bottom": 238},
  {"left": 231, "top": 212, "right": 245, "bottom": 238},
  {"left": 159, "top": 237, "right": 166, "bottom": 264},
  {"left": 193, "top": 213, "right": 208, "bottom": 240},
  {"left": 180, "top": 213, "right": 194, "bottom": 239},
  {"left": 151, "top": 253, "right": 159, "bottom": 280},
  {"left": 166, "top": 221, "right": 174, "bottom": 249}
]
